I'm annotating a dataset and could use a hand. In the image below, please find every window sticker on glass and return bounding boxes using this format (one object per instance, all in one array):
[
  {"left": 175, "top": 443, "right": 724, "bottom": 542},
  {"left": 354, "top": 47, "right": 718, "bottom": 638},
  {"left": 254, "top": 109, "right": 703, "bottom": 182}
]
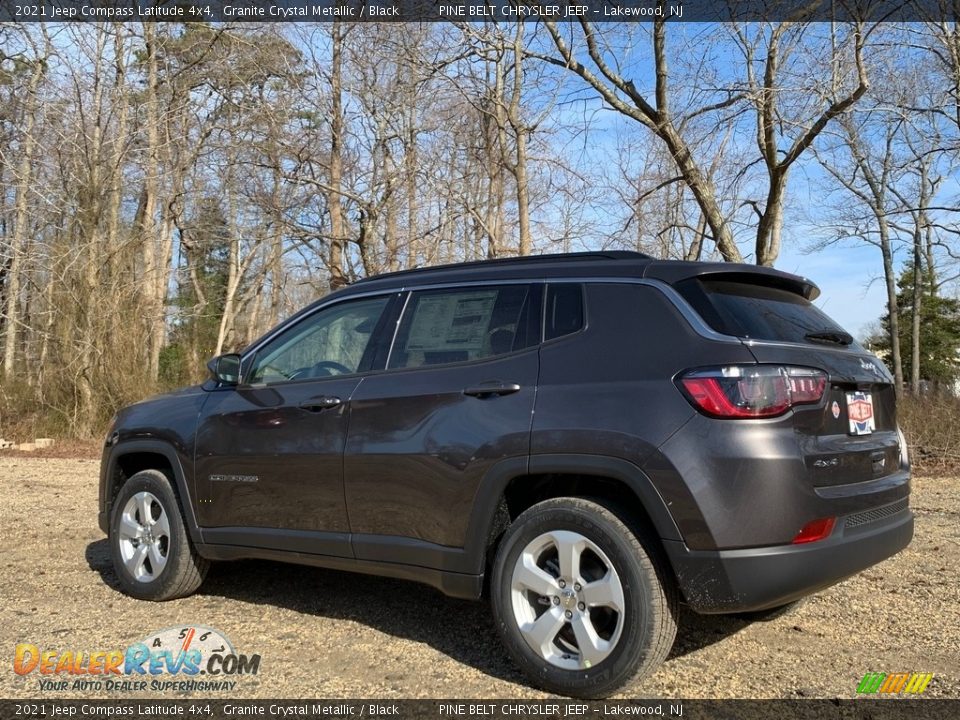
[{"left": 406, "top": 292, "right": 497, "bottom": 352}]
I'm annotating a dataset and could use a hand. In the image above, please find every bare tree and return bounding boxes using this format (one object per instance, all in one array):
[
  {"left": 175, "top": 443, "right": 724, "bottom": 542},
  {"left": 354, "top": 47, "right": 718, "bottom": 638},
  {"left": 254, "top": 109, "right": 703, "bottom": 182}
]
[
  {"left": 533, "top": 20, "right": 745, "bottom": 261},
  {"left": 816, "top": 110, "right": 906, "bottom": 395},
  {"left": 2, "top": 28, "right": 47, "bottom": 379},
  {"left": 732, "top": 21, "right": 871, "bottom": 265},
  {"left": 534, "top": 17, "right": 874, "bottom": 266}
]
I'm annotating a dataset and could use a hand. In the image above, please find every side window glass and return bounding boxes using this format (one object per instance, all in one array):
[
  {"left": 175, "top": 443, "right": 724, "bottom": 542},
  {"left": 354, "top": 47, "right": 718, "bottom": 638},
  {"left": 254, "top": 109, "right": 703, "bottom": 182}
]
[
  {"left": 545, "top": 284, "right": 584, "bottom": 341},
  {"left": 389, "top": 285, "right": 536, "bottom": 370},
  {"left": 248, "top": 296, "right": 389, "bottom": 384}
]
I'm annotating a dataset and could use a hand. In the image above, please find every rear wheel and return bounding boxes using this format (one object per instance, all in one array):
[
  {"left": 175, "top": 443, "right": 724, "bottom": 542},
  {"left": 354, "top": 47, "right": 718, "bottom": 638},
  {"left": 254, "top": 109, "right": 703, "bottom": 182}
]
[
  {"left": 109, "top": 469, "right": 208, "bottom": 601},
  {"left": 491, "top": 497, "right": 677, "bottom": 698}
]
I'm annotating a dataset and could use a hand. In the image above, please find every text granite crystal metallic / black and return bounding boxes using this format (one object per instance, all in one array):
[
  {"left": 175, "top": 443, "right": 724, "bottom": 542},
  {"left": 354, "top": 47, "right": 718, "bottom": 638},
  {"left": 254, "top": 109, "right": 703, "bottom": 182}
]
[{"left": 98, "top": 251, "right": 913, "bottom": 698}]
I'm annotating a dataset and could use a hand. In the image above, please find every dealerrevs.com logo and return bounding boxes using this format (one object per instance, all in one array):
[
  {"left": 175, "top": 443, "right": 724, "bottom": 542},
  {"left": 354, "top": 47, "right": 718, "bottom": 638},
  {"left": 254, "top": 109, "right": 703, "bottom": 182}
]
[{"left": 14, "top": 625, "right": 260, "bottom": 693}]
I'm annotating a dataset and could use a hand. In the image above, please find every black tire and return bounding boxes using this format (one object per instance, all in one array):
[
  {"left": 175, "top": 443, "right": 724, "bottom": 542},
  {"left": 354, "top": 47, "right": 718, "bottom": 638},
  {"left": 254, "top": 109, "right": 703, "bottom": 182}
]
[
  {"left": 491, "top": 497, "right": 678, "bottom": 698},
  {"left": 109, "top": 469, "right": 208, "bottom": 601}
]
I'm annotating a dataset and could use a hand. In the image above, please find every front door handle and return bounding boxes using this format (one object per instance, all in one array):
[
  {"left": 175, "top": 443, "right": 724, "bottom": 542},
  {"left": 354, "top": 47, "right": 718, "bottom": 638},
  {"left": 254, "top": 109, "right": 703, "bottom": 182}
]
[
  {"left": 463, "top": 382, "right": 521, "bottom": 398},
  {"left": 299, "top": 396, "right": 342, "bottom": 412}
]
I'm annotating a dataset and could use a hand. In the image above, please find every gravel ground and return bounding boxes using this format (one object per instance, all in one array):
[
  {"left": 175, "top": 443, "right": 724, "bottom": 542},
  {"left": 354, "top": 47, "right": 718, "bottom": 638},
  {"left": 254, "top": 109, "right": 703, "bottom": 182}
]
[{"left": 0, "top": 456, "right": 957, "bottom": 700}]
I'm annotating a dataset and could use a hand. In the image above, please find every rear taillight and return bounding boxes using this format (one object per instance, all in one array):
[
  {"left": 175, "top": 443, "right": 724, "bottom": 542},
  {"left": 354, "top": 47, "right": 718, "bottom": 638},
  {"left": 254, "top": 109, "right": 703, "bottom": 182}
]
[{"left": 678, "top": 365, "right": 827, "bottom": 419}]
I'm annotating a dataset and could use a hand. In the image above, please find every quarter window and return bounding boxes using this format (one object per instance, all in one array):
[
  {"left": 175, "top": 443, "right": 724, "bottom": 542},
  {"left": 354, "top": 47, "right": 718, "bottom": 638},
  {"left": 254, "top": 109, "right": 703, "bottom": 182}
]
[
  {"left": 388, "top": 285, "right": 538, "bottom": 370},
  {"left": 248, "top": 296, "right": 390, "bottom": 384},
  {"left": 545, "top": 284, "right": 585, "bottom": 341}
]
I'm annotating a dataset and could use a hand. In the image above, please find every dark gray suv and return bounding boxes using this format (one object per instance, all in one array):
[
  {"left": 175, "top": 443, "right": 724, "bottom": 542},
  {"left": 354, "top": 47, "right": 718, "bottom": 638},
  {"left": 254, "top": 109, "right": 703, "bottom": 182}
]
[{"left": 99, "top": 251, "right": 912, "bottom": 697}]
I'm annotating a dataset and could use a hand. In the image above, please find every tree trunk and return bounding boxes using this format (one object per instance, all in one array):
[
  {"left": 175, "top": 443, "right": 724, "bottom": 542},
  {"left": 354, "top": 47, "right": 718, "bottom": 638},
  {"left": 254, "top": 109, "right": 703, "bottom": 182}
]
[
  {"left": 879, "top": 219, "right": 904, "bottom": 397},
  {"left": 755, "top": 170, "right": 787, "bottom": 266},
  {"left": 658, "top": 125, "right": 741, "bottom": 262},
  {"left": 269, "top": 138, "right": 284, "bottom": 326},
  {"left": 2, "top": 55, "right": 43, "bottom": 378},
  {"left": 215, "top": 186, "right": 242, "bottom": 356},
  {"left": 911, "top": 234, "right": 921, "bottom": 396},
  {"left": 404, "top": 123, "right": 419, "bottom": 269},
  {"left": 515, "top": 128, "right": 531, "bottom": 256},
  {"left": 508, "top": 25, "right": 532, "bottom": 257},
  {"left": 140, "top": 23, "right": 164, "bottom": 384},
  {"left": 327, "top": 21, "right": 348, "bottom": 289}
]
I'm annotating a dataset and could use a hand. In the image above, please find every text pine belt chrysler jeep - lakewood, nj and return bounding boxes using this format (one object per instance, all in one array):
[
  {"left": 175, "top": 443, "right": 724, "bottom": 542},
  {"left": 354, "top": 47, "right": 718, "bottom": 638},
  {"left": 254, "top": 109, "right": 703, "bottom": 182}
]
[{"left": 98, "top": 252, "right": 912, "bottom": 698}]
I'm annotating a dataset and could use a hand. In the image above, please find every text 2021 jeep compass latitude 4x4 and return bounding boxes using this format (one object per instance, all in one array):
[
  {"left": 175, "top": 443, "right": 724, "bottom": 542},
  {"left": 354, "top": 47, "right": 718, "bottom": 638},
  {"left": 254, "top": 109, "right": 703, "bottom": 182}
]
[{"left": 99, "top": 252, "right": 912, "bottom": 697}]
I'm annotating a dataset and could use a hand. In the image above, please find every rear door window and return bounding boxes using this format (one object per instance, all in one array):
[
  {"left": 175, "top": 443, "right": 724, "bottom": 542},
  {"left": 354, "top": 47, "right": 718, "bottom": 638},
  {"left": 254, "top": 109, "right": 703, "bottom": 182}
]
[
  {"left": 388, "top": 284, "right": 539, "bottom": 370},
  {"left": 679, "top": 279, "right": 851, "bottom": 344}
]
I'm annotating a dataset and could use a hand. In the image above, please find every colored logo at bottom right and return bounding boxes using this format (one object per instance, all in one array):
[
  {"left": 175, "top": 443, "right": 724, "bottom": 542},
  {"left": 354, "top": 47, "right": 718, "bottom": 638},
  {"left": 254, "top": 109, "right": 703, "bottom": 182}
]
[{"left": 857, "top": 672, "right": 933, "bottom": 695}]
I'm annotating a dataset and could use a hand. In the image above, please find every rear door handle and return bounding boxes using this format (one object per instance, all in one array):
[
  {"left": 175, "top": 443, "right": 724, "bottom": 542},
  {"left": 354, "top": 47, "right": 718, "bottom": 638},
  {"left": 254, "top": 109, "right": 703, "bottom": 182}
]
[
  {"left": 299, "top": 396, "right": 342, "bottom": 412},
  {"left": 463, "top": 382, "right": 521, "bottom": 398}
]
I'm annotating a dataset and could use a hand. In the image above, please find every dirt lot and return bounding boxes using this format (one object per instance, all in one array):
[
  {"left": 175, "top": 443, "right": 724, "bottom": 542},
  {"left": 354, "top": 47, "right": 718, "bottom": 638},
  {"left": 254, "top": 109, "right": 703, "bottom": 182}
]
[{"left": 0, "top": 456, "right": 957, "bottom": 700}]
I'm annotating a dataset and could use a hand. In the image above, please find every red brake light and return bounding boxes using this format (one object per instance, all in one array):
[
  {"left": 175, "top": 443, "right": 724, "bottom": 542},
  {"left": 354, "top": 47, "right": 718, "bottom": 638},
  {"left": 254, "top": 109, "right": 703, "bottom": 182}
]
[
  {"left": 788, "top": 373, "right": 827, "bottom": 404},
  {"left": 678, "top": 366, "right": 826, "bottom": 419},
  {"left": 791, "top": 517, "right": 836, "bottom": 544}
]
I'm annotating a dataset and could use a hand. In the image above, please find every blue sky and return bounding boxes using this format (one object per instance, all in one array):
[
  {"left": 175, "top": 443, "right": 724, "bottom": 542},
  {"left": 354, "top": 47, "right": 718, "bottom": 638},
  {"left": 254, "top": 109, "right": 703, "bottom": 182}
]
[
  {"left": 778, "top": 241, "right": 888, "bottom": 340},
  {"left": 524, "top": 22, "right": 956, "bottom": 342}
]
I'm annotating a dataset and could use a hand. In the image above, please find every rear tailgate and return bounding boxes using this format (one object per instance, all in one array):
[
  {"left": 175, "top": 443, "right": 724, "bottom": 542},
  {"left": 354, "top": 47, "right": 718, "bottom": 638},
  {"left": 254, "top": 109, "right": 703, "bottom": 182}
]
[
  {"left": 668, "top": 272, "right": 903, "bottom": 488},
  {"left": 744, "top": 341, "right": 900, "bottom": 487}
]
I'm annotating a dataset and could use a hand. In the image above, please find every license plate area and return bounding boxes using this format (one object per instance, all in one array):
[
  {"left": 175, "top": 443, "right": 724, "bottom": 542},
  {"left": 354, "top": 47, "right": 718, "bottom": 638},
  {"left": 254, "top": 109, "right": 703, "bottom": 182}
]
[{"left": 846, "top": 392, "right": 875, "bottom": 435}]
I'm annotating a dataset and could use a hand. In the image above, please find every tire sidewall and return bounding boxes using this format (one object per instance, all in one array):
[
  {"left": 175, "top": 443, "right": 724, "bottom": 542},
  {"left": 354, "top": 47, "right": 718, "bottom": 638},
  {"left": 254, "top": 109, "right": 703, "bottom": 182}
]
[
  {"left": 491, "top": 500, "right": 660, "bottom": 697},
  {"left": 109, "top": 470, "right": 185, "bottom": 600}
]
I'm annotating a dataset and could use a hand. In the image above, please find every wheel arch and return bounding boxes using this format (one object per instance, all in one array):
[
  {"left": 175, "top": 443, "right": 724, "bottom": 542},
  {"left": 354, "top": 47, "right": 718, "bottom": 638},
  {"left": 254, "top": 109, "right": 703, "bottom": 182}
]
[
  {"left": 466, "top": 454, "right": 683, "bottom": 576},
  {"left": 102, "top": 440, "right": 202, "bottom": 543}
]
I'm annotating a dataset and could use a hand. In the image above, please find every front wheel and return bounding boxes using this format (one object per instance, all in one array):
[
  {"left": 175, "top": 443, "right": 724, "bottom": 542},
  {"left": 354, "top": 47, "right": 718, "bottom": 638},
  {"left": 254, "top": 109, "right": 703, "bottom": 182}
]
[
  {"left": 491, "top": 497, "right": 677, "bottom": 698},
  {"left": 109, "top": 469, "right": 208, "bottom": 601}
]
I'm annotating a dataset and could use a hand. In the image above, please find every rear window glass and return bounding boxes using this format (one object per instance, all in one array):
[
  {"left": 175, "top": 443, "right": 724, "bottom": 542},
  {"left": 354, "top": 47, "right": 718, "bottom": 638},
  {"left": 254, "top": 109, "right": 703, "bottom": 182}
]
[{"left": 684, "top": 280, "right": 850, "bottom": 344}]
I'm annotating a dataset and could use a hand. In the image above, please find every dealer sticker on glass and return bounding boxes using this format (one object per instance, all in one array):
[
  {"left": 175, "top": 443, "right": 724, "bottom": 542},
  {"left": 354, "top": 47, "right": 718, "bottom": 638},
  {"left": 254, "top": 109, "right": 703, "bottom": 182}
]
[{"left": 846, "top": 391, "right": 875, "bottom": 435}]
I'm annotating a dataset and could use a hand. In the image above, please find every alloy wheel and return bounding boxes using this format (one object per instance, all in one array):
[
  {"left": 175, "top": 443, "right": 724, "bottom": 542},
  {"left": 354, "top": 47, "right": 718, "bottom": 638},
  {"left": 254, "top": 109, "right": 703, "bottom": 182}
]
[
  {"left": 510, "top": 530, "right": 626, "bottom": 670},
  {"left": 116, "top": 491, "right": 170, "bottom": 582}
]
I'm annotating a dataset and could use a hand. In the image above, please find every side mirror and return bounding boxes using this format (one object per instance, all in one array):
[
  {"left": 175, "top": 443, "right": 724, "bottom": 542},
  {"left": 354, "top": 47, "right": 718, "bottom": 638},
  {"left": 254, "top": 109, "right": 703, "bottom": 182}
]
[{"left": 207, "top": 354, "right": 241, "bottom": 386}]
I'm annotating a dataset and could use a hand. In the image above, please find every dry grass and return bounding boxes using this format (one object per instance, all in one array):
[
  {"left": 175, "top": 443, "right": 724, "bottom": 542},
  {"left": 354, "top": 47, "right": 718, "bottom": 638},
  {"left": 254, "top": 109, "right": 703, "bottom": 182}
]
[{"left": 899, "top": 394, "right": 960, "bottom": 472}]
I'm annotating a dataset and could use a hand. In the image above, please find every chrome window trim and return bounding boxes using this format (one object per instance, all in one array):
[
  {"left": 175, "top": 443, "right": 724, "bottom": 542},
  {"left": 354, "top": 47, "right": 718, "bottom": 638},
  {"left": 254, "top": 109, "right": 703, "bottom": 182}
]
[
  {"left": 241, "top": 275, "right": 743, "bottom": 366},
  {"left": 384, "top": 291, "right": 411, "bottom": 371}
]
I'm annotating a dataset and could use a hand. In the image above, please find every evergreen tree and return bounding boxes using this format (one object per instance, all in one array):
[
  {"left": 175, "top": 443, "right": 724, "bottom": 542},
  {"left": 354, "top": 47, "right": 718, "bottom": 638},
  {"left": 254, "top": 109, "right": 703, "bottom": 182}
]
[
  {"left": 877, "top": 264, "right": 960, "bottom": 391},
  {"left": 160, "top": 198, "right": 231, "bottom": 386}
]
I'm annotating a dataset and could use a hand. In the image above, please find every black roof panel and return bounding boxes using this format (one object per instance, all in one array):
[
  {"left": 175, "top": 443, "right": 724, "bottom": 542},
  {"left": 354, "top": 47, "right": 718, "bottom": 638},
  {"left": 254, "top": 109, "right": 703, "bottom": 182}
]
[{"left": 340, "top": 251, "right": 818, "bottom": 299}]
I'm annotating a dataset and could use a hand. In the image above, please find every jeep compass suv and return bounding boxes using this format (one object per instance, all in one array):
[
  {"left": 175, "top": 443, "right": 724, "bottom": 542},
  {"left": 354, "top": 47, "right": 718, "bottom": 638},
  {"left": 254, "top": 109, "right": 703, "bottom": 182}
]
[{"left": 99, "top": 252, "right": 912, "bottom": 697}]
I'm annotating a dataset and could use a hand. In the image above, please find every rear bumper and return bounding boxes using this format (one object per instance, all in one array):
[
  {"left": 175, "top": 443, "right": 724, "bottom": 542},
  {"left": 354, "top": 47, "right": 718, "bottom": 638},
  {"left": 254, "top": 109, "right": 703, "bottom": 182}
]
[{"left": 663, "top": 505, "right": 913, "bottom": 613}]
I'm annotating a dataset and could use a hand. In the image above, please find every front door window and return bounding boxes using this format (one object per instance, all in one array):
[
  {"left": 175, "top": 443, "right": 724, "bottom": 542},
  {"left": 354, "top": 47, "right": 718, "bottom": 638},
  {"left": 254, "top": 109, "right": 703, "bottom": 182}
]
[{"left": 249, "top": 296, "right": 389, "bottom": 384}]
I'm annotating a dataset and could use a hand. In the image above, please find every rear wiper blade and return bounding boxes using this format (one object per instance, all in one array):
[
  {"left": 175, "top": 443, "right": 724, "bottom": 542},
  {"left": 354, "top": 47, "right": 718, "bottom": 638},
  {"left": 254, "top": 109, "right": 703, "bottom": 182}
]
[{"left": 805, "top": 330, "right": 853, "bottom": 346}]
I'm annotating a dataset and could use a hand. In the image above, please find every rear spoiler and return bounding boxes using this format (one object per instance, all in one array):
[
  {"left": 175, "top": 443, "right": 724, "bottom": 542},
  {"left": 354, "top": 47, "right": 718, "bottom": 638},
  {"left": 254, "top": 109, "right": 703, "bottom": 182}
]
[{"left": 642, "top": 262, "right": 820, "bottom": 301}]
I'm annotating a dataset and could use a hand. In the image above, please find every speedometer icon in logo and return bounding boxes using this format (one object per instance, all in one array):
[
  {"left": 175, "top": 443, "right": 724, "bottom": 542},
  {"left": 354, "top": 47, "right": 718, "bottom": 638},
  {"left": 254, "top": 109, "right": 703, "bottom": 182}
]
[
  {"left": 128, "top": 624, "right": 261, "bottom": 682},
  {"left": 138, "top": 625, "right": 234, "bottom": 668}
]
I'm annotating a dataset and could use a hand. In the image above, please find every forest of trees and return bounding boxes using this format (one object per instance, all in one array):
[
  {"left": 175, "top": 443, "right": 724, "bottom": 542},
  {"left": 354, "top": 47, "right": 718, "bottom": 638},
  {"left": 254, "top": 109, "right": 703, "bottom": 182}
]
[{"left": 1, "top": 20, "right": 959, "bottom": 438}]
